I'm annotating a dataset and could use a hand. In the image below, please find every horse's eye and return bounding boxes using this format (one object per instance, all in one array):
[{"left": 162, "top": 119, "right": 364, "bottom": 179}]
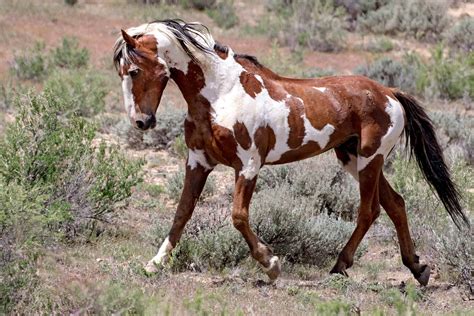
[{"left": 129, "top": 68, "right": 140, "bottom": 77}]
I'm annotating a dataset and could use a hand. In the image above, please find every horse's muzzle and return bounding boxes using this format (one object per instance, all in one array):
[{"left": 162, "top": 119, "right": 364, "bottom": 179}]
[{"left": 135, "top": 114, "right": 156, "bottom": 131}]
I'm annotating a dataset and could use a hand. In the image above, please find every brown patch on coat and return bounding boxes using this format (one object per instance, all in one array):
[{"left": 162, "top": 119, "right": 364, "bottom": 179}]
[
  {"left": 239, "top": 71, "right": 263, "bottom": 98},
  {"left": 234, "top": 56, "right": 286, "bottom": 101},
  {"left": 233, "top": 121, "right": 252, "bottom": 150},
  {"left": 286, "top": 97, "right": 305, "bottom": 149},
  {"left": 253, "top": 125, "right": 276, "bottom": 163}
]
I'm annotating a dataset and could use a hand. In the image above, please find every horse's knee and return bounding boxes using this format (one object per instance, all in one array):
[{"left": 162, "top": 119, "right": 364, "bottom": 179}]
[{"left": 231, "top": 213, "right": 248, "bottom": 231}]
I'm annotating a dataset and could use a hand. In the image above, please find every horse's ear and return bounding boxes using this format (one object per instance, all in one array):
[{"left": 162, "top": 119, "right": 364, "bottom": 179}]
[{"left": 121, "top": 29, "right": 137, "bottom": 48}]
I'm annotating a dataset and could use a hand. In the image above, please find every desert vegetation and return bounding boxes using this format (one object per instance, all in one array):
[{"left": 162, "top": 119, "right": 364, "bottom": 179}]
[{"left": 0, "top": 0, "right": 472, "bottom": 314}]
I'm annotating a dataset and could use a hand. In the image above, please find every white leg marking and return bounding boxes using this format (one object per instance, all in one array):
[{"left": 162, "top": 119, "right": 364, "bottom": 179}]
[
  {"left": 188, "top": 149, "right": 213, "bottom": 171},
  {"left": 145, "top": 237, "right": 173, "bottom": 273},
  {"left": 314, "top": 87, "right": 327, "bottom": 93},
  {"left": 357, "top": 96, "right": 405, "bottom": 171}
]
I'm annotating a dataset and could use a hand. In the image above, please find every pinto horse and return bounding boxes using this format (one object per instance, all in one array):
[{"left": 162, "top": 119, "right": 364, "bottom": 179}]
[{"left": 113, "top": 19, "right": 469, "bottom": 285}]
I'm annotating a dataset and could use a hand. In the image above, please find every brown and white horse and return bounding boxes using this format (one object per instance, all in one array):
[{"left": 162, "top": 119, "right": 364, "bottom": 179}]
[{"left": 113, "top": 19, "right": 468, "bottom": 285}]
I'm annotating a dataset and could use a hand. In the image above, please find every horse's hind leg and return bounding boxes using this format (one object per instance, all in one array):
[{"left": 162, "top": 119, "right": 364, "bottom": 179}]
[
  {"left": 145, "top": 161, "right": 213, "bottom": 273},
  {"left": 379, "top": 173, "right": 431, "bottom": 285},
  {"left": 331, "top": 154, "right": 383, "bottom": 275},
  {"left": 232, "top": 174, "right": 281, "bottom": 281}
]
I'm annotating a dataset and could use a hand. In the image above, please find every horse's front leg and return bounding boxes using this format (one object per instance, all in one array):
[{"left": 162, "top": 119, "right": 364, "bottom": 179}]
[
  {"left": 145, "top": 155, "right": 213, "bottom": 273},
  {"left": 232, "top": 173, "right": 281, "bottom": 281}
]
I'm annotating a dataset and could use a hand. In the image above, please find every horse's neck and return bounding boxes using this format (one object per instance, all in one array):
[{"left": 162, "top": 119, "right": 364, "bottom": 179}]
[{"left": 170, "top": 52, "right": 243, "bottom": 120}]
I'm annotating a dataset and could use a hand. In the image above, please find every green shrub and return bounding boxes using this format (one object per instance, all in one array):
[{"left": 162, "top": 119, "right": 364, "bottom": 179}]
[
  {"left": 50, "top": 37, "right": 89, "bottom": 69},
  {"left": 180, "top": 0, "right": 216, "bottom": 10},
  {"left": 444, "top": 16, "right": 474, "bottom": 53},
  {"left": 171, "top": 134, "right": 188, "bottom": 160},
  {"left": 0, "top": 92, "right": 142, "bottom": 240},
  {"left": 355, "top": 56, "right": 416, "bottom": 92},
  {"left": 11, "top": 37, "right": 90, "bottom": 82},
  {"left": 260, "top": 43, "right": 336, "bottom": 78},
  {"left": 11, "top": 42, "right": 49, "bottom": 80},
  {"left": 358, "top": 0, "right": 450, "bottom": 41},
  {"left": 0, "top": 91, "right": 142, "bottom": 312},
  {"left": 64, "top": 0, "right": 78, "bottom": 5},
  {"left": 44, "top": 70, "right": 107, "bottom": 117},
  {"left": 262, "top": 0, "right": 348, "bottom": 52},
  {"left": 430, "top": 111, "right": 473, "bottom": 163},
  {"left": 417, "top": 47, "right": 473, "bottom": 100},
  {"left": 356, "top": 49, "right": 474, "bottom": 100},
  {"left": 159, "top": 154, "right": 364, "bottom": 272},
  {"left": 362, "top": 37, "right": 394, "bottom": 53},
  {"left": 207, "top": 0, "right": 238, "bottom": 29}
]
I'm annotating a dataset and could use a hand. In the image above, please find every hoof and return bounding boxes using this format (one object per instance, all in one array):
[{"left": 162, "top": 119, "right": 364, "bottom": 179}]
[
  {"left": 144, "top": 260, "right": 160, "bottom": 275},
  {"left": 330, "top": 268, "right": 349, "bottom": 277},
  {"left": 262, "top": 256, "right": 281, "bottom": 282},
  {"left": 415, "top": 265, "right": 431, "bottom": 286}
]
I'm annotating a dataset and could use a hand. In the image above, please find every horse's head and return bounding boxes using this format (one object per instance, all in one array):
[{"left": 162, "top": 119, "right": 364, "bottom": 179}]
[{"left": 115, "top": 30, "right": 169, "bottom": 130}]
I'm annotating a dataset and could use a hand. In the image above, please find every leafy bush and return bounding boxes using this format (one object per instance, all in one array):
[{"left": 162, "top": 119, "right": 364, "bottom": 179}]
[
  {"left": 415, "top": 48, "right": 473, "bottom": 100},
  {"left": 64, "top": 0, "right": 78, "bottom": 5},
  {"left": 50, "top": 37, "right": 89, "bottom": 69},
  {"left": 358, "top": 0, "right": 450, "bottom": 41},
  {"left": 0, "top": 90, "right": 142, "bottom": 312},
  {"left": 444, "top": 16, "right": 474, "bottom": 53},
  {"left": 260, "top": 43, "right": 336, "bottom": 78},
  {"left": 430, "top": 111, "right": 473, "bottom": 163},
  {"left": 44, "top": 70, "right": 107, "bottom": 117},
  {"left": 11, "top": 42, "right": 49, "bottom": 80},
  {"left": 355, "top": 56, "right": 416, "bottom": 91},
  {"left": 356, "top": 49, "right": 474, "bottom": 100},
  {"left": 362, "top": 37, "right": 394, "bottom": 53},
  {"left": 180, "top": 0, "right": 216, "bottom": 10},
  {"left": 0, "top": 93, "right": 143, "bottom": 240},
  {"left": 263, "top": 0, "right": 348, "bottom": 52},
  {"left": 207, "top": 0, "right": 238, "bottom": 29},
  {"left": 171, "top": 134, "right": 188, "bottom": 159},
  {"left": 158, "top": 154, "right": 363, "bottom": 272},
  {"left": 11, "top": 37, "right": 90, "bottom": 81}
]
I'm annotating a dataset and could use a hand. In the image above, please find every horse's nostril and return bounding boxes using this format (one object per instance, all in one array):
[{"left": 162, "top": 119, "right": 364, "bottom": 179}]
[{"left": 136, "top": 120, "right": 145, "bottom": 129}]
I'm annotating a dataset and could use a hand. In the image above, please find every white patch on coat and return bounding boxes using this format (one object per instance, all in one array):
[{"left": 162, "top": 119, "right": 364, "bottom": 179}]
[
  {"left": 357, "top": 96, "right": 405, "bottom": 171},
  {"left": 314, "top": 87, "right": 327, "bottom": 93},
  {"left": 188, "top": 149, "right": 213, "bottom": 170},
  {"left": 198, "top": 53, "right": 336, "bottom": 177},
  {"left": 157, "top": 56, "right": 170, "bottom": 77}
]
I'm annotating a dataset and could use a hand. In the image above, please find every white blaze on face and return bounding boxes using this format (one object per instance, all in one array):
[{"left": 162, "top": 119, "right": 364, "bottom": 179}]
[
  {"left": 357, "top": 95, "right": 405, "bottom": 171},
  {"left": 314, "top": 87, "right": 327, "bottom": 93},
  {"left": 120, "top": 59, "right": 137, "bottom": 121},
  {"left": 121, "top": 75, "right": 136, "bottom": 119}
]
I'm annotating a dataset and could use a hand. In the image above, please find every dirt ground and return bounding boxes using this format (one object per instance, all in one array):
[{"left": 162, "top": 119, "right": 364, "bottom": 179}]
[{"left": 1, "top": 0, "right": 473, "bottom": 314}]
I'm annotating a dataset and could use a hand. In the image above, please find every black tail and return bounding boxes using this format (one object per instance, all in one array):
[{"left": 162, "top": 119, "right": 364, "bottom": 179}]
[{"left": 393, "top": 90, "right": 469, "bottom": 229}]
